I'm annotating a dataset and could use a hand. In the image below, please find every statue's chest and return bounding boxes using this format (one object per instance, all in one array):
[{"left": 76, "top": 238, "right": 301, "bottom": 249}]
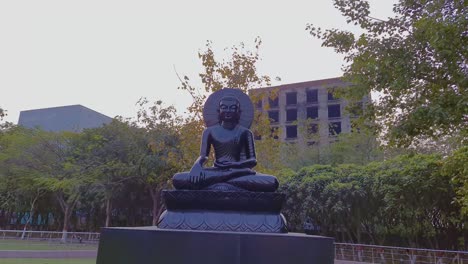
[{"left": 210, "top": 127, "right": 243, "bottom": 146}]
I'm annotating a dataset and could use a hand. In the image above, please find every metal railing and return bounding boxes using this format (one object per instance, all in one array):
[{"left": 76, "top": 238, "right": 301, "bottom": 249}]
[
  {"left": 0, "top": 229, "right": 100, "bottom": 244},
  {"left": 335, "top": 243, "right": 468, "bottom": 264},
  {"left": 2, "top": 229, "right": 467, "bottom": 263}
]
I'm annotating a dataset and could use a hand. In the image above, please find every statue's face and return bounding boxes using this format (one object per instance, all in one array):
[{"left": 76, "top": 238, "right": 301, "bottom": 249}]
[{"left": 218, "top": 99, "right": 240, "bottom": 122}]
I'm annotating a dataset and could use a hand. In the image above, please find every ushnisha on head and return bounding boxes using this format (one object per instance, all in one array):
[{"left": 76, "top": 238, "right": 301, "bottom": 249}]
[{"left": 217, "top": 95, "right": 241, "bottom": 123}]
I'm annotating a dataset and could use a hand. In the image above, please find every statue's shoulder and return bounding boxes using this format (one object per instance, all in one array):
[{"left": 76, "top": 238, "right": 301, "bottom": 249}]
[
  {"left": 237, "top": 125, "right": 253, "bottom": 134},
  {"left": 206, "top": 124, "right": 221, "bottom": 130},
  {"left": 204, "top": 124, "right": 221, "bottom": 134}
]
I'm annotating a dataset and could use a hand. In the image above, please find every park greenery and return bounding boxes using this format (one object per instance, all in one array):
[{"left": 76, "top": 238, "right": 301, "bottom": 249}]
[
  {"left": 1, "top": 0, "right": 467, "bottom": 250},
  {"left": 307, "top": 0, "right": 467, "bottom": 147}
]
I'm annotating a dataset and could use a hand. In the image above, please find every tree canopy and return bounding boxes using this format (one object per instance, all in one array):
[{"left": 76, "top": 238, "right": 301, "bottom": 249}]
[
  {"left": 176, "top": 38, "right": 284, "bottom": 173},
  {"left": 307, "top": 0, "right": 467, "bottom": 146},
  {"left": 280, "top": 153, "right": 465, "bottom": 249}
]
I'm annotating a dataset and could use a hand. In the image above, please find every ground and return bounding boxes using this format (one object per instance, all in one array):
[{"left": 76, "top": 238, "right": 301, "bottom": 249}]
[{"left": 0, "top": 239, "right": 97, "bottom": 263}]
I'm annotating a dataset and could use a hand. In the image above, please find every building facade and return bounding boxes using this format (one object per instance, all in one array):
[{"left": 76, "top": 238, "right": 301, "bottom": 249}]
[
  {"left": 18, "top": 105, "right": 112, "bottom": 132},
  {"left": 250, "top": 77, "right": 366, "bottom": 146}
]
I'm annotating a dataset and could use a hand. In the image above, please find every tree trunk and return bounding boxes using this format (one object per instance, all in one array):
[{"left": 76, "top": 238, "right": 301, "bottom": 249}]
[
  {"left": 21, "top": 194, "right": 40, "bottom": 240},
  {"left": 61, "top": 205, "right": 70, "bottom": 243},
  {"left": 105, "top": 198, "right": 112, "bottom": 227},
  {"left": 56, "top": 193, "right": 79, "bottom": 243},
  {"left": 21, "top": 211, "right": 34, "bottom": 240}
]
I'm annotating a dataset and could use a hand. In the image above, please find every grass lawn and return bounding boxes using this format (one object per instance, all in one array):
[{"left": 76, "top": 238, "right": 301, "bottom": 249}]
[
  {"left": 0, "top": 239, "right": 97, "bottom": 251},
  {"left": 0, "top": 259, "right": 95, "bottom": 264}
]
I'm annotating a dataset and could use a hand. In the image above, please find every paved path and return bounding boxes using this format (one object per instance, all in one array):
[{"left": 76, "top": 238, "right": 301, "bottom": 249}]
[
  {"left": 335, "top": 260, "right": 370, "bottom": 264},
  {"left": 0, "top": 250, "right": 97, "bottom": 258},
  {"left": 1, "top": 250, "right": 367, "bottom": 263}
]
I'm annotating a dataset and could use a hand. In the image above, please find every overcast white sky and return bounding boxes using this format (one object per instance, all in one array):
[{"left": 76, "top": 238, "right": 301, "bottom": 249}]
[{"left": 0, "top": 0, "right": 397, "bottom": 124}]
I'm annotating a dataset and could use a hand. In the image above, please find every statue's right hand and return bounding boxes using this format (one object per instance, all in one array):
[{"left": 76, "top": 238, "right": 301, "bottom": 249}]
[{"left": 189, "top": 164, "right": 205, "bottom": 188}]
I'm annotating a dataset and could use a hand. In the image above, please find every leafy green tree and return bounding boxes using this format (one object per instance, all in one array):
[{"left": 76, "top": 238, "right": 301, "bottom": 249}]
[
  {"left": 281, "top": 153, "right": 465, "bottom": 249},
  {"left": 76, "top": 119, "right": 140, "bottom": 227},
  {"left": 443, "top": 146, "right": 468, "bottom": 217},
  {"left": 308, "top": 0, "right": 468, "bottom": 146},
  {"left": 280, "top": 164, "right": 374, "bottom": 243},
  {"left": 370, "top": 154, "right": 462, "bottom": 248},
  {"left": 280, "top": 124, "right": 382, "bottom": 169},
  {"left": 136, "top": 99, "right": 183, "bottom": 225},
  {"left": 11, "top": 130, "right": 89, "bottom": 241},
  {"left": 0, "top": 127, "right": 44, "bottom": 232},
  {"left": 327, "top": 128, "right": 383, "bottom": 165}
]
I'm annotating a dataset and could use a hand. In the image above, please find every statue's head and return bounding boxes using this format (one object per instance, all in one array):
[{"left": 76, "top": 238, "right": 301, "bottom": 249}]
[{"left": 218, "top": 95, "right": 241, "bottom": 123}]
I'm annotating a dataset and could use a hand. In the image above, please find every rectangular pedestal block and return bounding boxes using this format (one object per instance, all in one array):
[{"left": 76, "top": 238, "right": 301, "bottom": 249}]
[{"left": 97, "top": 227, "right": 334, "bottom": 264}]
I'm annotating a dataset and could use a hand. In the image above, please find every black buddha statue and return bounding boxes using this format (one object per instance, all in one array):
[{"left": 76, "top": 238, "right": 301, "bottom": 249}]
[
  {"left": 172, "top": 91, "right": 279, "bottom": 192},
  {"left": 158, "top": 88, "right": 287, "bottom": 233}
]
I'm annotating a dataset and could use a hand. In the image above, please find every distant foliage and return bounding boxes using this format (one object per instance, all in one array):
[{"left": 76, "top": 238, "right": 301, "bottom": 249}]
[
  {"left": 280, "top": 153, "right": 466, "bottom": 250},
  {"left": 442, "top": 146, "right": 468, "bottom": 217},
  {"left": 307, "top": 0, "right": 468, "bottom": 147}
]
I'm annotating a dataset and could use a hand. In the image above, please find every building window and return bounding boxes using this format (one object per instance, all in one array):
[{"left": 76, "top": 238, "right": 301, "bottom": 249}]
[
  {"left": 329, "top": 122, "right": 342, "bottom": 135},
  {"left": 286, "top": 109, "right": 297, "bottom": 122},
  {"left": 306, "top": 89, "right": 318, "bottom": 103},
  {"left": 328, "top": 104, "right": 341, "bottom": 118},
  {"left": 255, "top": 99, "right": 263, "bottom": 109},
  {"left": 351, "top": 122, "right": 361, "bottom": 133},
  {"left": 286, "top": 125, "right": 297, "bottom": 139},
  {"left": 270, "top": 127, "right": 279, "bottom": 139},
  {"left": 268, "top": 111, "right": 279, "bottom": 123},
  {"left": 307, "top": 106, "right": 318, "bottom": 119},
  {"left": 268, "top": 96, "right": 279, "bottom": 108},
  {"left": 308, "top": 123, "right": 318, "bottom": 134},
  {"left": 328, "top": 91, "right": 338, "bottom": 101},
  {"left": 253, "top": 130, "right": 262, "bottom": 140},
  {"left": 286, "top": 92, "right": 297, "bottom": 105},
  {"left": 349, "top": 102, "right": 363, "bottom": 117}
]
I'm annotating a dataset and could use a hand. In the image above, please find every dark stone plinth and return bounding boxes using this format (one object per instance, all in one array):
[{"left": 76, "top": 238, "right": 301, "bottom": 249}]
[
  {"left": 163, "top": 190, "right": 285, "bottom": 212},
  {"left": 96, "top": 227, "right": 334, "bottom": 264},
  {"left": 158, "top": 190, "right": 287, "bottom": 233}
]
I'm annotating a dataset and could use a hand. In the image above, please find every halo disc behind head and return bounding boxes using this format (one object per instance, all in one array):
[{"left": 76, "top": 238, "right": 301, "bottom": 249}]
[{"left": 203, "top": 88, "right": 254, "bottom": 128}]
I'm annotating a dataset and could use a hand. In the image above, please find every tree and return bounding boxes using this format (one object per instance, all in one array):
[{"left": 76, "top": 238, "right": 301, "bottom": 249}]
[
  {"left": 136, "top": 99, "right": 183, "bottom": 225},
  {"left": 327, "top": 128, "right": 383, "bottom": 165},
  {"left": 307, "top": 0, "right": 467, "bottom": 147},
  {"left": 76, "top": 119, "right": 140, "bottom": 227},
  {"left": 369, "top": 154, "right": 462, "bottom": 249},
  {"left": 280, "top": 164, "right": 374, "bottom": 243},
  {"left": 281, "top": 154, "right": 465, "bottom": 249},
  {"left": 14, "top": 130, "right": 89, "bottom": 242},
  {"left": 443, "top": 146, "right": 468, "bottom": 217},
  {"left": 0, "top": 126, "right": 48, "bottom": 235},
  {"left": 0, "top": 107, "right": 5, "bottom": 120},
  {"left": 177, "top": 38, "right": 284, "bottom": 173}
]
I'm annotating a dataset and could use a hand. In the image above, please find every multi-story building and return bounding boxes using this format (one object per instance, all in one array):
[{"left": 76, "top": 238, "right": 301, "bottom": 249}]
[
  {"left": 250, "top": 77, "right": 366, "bottom": 146},
  {"left": 18, "top": 104, "right": 112, "bottom": 132}
]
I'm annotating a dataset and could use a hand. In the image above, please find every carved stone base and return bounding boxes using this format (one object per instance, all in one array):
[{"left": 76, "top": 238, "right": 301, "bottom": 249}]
[
  {"left": 159, "top": 210, "right": 287, "bottom": 233},
  {"left": 158, "top": 190, "right": 288, "bottom": 233}
]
